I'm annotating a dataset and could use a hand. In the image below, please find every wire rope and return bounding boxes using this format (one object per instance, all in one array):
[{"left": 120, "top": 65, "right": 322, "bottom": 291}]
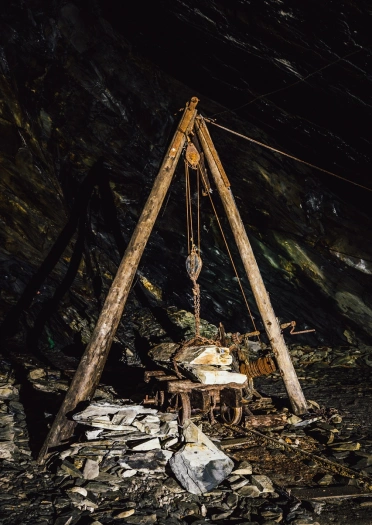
[{"left": 203, "top": 118, "right": 372, "bottom": 193}]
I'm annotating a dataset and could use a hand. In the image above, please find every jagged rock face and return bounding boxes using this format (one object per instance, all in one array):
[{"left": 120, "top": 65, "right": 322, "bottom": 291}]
[{"left": 0, "top": 1, "right": 371, "bottom": 366}]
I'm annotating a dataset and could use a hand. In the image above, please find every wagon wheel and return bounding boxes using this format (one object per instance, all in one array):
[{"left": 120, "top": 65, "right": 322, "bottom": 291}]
[
  {"left": 168, "top": 392, "right": 191, "bottom": 425},
  {"left": 220, "top": 404, "right": 243, "bottom": 425}
]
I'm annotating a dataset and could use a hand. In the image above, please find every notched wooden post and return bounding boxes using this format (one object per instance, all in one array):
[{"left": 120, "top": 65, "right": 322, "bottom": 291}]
[
  {"left": 38, "top": 97, "right": 199, "bottom": 463},
  {"left": 195, "top": 116, "right": 308, "bottom": 416}
]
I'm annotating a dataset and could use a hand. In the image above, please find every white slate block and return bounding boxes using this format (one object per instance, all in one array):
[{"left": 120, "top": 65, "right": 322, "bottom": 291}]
[
  {"left": 169, "top": 420, "right": 233, "bottom": 494},
  {"left": 188, "top": 366, "right": 247, "bottom": 385}
]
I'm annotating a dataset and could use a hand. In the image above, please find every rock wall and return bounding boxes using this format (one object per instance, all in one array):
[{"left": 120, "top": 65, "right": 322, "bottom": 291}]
[{"left": 0, "top": 1, "right": 371, "bottom": 369}]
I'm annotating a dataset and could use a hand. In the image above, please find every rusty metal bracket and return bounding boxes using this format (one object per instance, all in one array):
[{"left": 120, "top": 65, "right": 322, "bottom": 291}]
[{"left": 280, "top": 320, "right": 316, "bottom": 335}]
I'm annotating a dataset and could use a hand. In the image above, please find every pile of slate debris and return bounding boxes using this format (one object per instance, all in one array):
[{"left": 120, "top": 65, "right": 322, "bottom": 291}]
[{"left": 1, "top": 345, "right": 372, "bottom": 525}]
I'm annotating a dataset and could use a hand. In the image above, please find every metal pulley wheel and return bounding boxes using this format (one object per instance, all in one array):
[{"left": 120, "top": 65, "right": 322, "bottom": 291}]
[
  {"left": 186, "top": 248, "right": 202, "bottom": 281},
  {"left": 185, "top": 142, "right": 200, "bottom": 169}
]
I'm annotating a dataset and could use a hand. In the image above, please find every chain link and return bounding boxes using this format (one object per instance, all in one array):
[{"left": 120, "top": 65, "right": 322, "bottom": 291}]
[{"left": 192, "top": 278, "right": 201, "bottom": 337}]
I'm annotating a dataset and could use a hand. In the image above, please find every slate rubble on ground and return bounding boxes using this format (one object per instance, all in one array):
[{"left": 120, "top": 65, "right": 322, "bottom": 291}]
[{"left": 2, "top": 348, "right": 372, "bottom": 524}]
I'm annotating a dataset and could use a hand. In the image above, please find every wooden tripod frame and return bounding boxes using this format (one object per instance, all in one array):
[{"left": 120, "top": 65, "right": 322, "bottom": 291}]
[{"left": 38, "top": 97, "right": 307, "bottom": 463}]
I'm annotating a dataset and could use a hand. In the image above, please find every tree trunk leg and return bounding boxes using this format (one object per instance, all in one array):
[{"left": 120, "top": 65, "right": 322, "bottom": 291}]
[
  {"left": 195, "top": 116, "right": 308, "bottom": 415},
  {"left": 37, "top": 97, "right": 199, "bottom": 463}
]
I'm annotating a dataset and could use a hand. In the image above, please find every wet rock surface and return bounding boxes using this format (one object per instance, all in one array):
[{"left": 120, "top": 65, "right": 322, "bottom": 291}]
[{"left": 0, "top": 0, "right": 372, "bottom": 364}]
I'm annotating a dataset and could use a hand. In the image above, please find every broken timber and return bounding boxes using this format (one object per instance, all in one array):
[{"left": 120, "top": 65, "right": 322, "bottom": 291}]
[
  {"left": 195, "top": 115, "right": 308, "bottom": 415},
  {"left": 38, "top": 97, "right": 199, "bottom": 463}
]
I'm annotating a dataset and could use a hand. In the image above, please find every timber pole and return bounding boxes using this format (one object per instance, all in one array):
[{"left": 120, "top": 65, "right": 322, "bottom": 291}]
[
  {"left": 195, "top": 116, "right": 308, "bottom": 415},
  {"left": 38, "top": 97, "right": 199, "bottom": 463}
]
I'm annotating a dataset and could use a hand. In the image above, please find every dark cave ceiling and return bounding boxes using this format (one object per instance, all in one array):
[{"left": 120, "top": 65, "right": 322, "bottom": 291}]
[{"left": 0, "top": 0, "right": 371, "bottom": 365}]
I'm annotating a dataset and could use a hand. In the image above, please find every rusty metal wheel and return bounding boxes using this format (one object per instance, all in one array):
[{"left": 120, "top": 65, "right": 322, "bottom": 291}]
[
  {"left": 221, "top": 405, "right": 243, "bottom": 425},
  {"left": 168, "top": 392, "right": 191, "bottom": 425},
  {"left": 154, "top": 389, "right": 165, "bottom": 410}
]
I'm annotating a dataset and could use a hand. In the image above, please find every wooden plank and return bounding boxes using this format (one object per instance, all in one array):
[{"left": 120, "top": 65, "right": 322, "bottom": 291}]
[
  {"left": 195, "top": 116, "right": 308, "bottom": 416},
  {"left": 220, "top": 436, "right": 253, "bottom": 448},
  {"left": 290, "top": 485, "right": 369, "bottom": 500},
  {"left": 37, "top": 97, "right": 199, "bottom": 463}
]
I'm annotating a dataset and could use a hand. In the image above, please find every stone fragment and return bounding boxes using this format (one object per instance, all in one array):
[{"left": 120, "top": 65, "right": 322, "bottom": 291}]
[
  {"left": 32, "top": 380, "right": 69, "bottom": 392},
  {"left": 115, "top": 509, "right": 135, "bottom": 518},
  {"left": 251, "top": 475, "right": 275, "bottom": 493},
  {"left": 28, "top": 368, "right": 46, "bottom": 380},
  {"left": 76, "top": 498, "right": 98, "bottom": 511},
  {"left": 211, "top": 510, "right": 233, "bottom": 520},
  {"left": 125, "top": 514, "right": 157, "bottom": 524},
  {"left": 122, "top": 469, "right": 137, "bottom": 478},
  {"left": 330, "top": 441, "right": 361, "bottom": 451},
  {"left": 164, "top": 477, "right": 185, "bottom": 493},
  {"left": 360, "top": 501, "right": 372, "bottom": 507},
  {"left": 287, "top": 414, "right": 302, "bottom": 425},
  {"left": 60, "top": 460, "right": 84, "bottom": 478},
  {"left": 67, "top": 486, "right": 88, "bottom": 497},
  {"left": 0, "top": 386, "right": 17, "bottom": 399},
  {"left": 230, "top": 478, "right": 249, "bottom": 490},
  {"left": 160, "top": 420, "right": 178, "bottom": 437},
  {"left": 85, "top": 481, "right": 119, "bottom": 493},
  {"left": 86, "top": 429, "right": 103, "bottom": 440},
  {"left": 132, "top": 415, "right": 161, "bottom": 435},
  {"left": 260, "top": 507, "right": 283, "bottom": 521},
  {"left": 162, "top": 436, "right": 178, "bottom": 449},
  {"left": 232, "top": 461, "right": 253, "bottom": 475},
  {"left": 291, "top": 417, "right": 321, "bottom": 428},
  {"left": 0, "top": 442, "right": 15, "bottom": 460},
  {"left": 355, "top": 453, "right": 372, "bottom": 469},
  {"left": 120, "top": 450, "right": 170, "bottom": 473},
  {"left": 130, "top": 437, "right": 161, "bottom": 451},
  {"left": 226, "top": 492, "right": 239, "bottom": 508},
  {"left": 228, "top": 474, "right": 241, "bottom": 483},
  {"left": 317, "top": 474, "right": 333, "bottom": 486},
  {"left": 83, "top": 458, "right": 100, "bottom": 480},
  {"left": 238, "top": 485, "right": 261, "bottom": 498},
  {"left": 169, "top": 420, "right": 234, "bottom": 494},
  {"left": 291, "top": 517, "right": 320, "bottom": 525}
]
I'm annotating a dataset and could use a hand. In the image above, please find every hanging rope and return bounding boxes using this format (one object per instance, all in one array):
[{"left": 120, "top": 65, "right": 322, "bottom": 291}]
[
  {"left": 197, "top": 159, "right": 260, "bottom": 339},
  {"left": 184, "top": 136, "right": 260, "bottom": 342},
  {"left": 184, "top": 145, "right": 204, "bottom": 339}
]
